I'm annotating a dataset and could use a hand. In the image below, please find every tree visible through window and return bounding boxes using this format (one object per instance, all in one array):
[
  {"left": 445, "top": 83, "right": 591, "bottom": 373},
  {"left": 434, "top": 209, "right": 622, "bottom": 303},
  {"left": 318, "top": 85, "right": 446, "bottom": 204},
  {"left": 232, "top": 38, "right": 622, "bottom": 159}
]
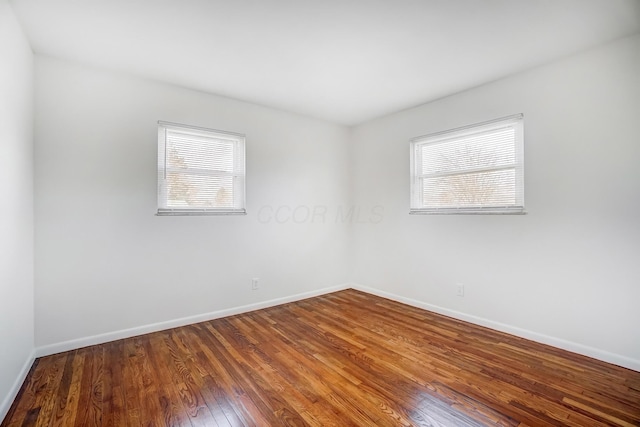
[
  {"left": 410, "top": 115, "right": 524, "bottom": 214},
  {"left": 157, "top": 121, "right": 246, "bottom": 215}
]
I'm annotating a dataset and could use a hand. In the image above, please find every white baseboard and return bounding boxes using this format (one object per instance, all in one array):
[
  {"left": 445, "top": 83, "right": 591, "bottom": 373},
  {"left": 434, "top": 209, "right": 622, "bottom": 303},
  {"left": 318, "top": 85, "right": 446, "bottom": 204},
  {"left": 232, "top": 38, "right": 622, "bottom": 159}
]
[
  {"left": 0, "top": 349, "right": 36, "bottom": 424},
  {"left": 36, "top": 284, "right": 350, "bottom": 358},
  {"left": 349, "top": 283, "right": 640, "bottom": 372},
  {"left": 33, "top": 282, "right": 640, "bottom": 371}
]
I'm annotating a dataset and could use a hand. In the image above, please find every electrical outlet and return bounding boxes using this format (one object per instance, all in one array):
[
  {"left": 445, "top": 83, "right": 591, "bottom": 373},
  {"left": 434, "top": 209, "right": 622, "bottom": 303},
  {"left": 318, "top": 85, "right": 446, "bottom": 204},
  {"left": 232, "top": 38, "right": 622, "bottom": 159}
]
[
  {"left": 251, "top": 278, "right": 259, "bottom": 290},
  {"left": 456, "top": 283, "right": 464, "bottom": 297}
]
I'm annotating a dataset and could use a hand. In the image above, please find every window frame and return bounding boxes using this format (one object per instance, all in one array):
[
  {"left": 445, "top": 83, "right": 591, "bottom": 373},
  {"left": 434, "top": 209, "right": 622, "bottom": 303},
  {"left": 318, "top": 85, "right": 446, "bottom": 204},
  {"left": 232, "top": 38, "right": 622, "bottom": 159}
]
[
  {"left": 409, "top": 114, "right": 525, "bottom": 215},
  {"left": 157, "top": 121, "right": 246, "bottom": 216}
]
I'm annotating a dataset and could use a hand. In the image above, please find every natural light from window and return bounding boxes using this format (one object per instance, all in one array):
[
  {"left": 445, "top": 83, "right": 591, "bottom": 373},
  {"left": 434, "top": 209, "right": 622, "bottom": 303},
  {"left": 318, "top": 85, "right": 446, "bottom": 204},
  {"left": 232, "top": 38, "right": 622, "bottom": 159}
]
[{"left": 410, "top": 114, "right": 524, "bottom": 214}]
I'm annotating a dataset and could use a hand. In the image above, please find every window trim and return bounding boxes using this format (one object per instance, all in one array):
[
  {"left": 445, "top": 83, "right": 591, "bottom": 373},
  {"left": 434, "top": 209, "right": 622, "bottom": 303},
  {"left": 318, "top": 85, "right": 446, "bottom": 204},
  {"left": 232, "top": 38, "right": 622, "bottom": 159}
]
[
  {"left": 409, "top": 114, "right": 525, "bottom": 215},
  {"left": 157, "top": 121, "right": 246, "bottom": 216}
]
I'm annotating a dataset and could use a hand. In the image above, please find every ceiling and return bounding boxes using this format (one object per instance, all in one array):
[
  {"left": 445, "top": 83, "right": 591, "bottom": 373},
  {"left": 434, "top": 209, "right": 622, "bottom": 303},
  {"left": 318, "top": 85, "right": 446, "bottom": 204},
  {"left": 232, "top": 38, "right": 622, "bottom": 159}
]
[{"left": 9, "top": 0, "right": 640, "bottom": 125}]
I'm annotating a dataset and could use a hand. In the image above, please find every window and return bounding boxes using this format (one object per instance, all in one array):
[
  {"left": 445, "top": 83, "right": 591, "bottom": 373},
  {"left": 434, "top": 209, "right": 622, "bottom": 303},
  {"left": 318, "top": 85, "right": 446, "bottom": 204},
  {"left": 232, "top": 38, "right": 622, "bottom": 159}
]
[
  {"left": 410, "top": 114, "right": 524, "bottom": 214},
  {"left": 157, "top": 121, "right": 246, "bottom": 215}
]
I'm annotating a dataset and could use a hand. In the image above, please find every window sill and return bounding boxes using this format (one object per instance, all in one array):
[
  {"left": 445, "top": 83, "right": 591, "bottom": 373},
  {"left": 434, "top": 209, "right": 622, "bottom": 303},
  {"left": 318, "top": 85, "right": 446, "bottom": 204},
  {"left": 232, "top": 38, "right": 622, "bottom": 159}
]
[
  {"left": 409, "top": 208, "right": 526, "bottom": 215},
  {"left": 156, "top": 209, "right": 247, "bottom": 216}
]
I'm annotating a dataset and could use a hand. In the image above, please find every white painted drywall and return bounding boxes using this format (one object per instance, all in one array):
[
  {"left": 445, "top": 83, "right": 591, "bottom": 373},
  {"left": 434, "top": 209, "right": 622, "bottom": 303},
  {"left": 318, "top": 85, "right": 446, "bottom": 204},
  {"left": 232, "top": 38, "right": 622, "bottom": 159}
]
[
  {"left": 0, "top": 0, "right": 34, "bottom": 420},
  {"left": 29, "top": 29, "right": 640, "bottom": 371},
  {"left": 350, "top": 34, "right": 640, "bottom": 365},
  {"left": 34, "top": 57, "right": 351, "bottom": 347}
]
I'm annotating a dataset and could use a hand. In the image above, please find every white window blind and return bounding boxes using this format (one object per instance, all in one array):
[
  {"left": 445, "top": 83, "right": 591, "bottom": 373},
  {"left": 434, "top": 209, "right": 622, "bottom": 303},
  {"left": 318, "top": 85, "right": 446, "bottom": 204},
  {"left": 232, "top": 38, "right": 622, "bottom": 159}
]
[
  {"left": 410, "top": 114, "right": 524, "bottom": 214},
  {"left": 157, "top": 121, "right": 246, "bottom": 215}
]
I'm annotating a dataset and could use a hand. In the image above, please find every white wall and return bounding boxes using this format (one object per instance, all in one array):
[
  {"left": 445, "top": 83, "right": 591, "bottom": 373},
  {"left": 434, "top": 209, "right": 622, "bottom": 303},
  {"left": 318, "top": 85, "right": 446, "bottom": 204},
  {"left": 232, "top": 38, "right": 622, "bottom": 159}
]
[
  {"left": 27, "top": 24, "right": 640, "bottom": 372},
  {"left": 34, "top": 57, "right": 351, "bottom": 348},
  {"left": 0, "top": 0, "right": 34, "bottom": 420},
  {"left": 351, "top": 34, "right": 640, "bottom": 369}
]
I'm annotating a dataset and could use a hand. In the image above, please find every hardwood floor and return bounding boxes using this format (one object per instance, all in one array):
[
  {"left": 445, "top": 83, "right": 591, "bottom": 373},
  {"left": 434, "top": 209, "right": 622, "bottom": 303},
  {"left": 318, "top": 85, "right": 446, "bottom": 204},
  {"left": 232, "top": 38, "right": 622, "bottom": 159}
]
[{"left": 3, "top": 289, "right": 640, "bottom": 426}]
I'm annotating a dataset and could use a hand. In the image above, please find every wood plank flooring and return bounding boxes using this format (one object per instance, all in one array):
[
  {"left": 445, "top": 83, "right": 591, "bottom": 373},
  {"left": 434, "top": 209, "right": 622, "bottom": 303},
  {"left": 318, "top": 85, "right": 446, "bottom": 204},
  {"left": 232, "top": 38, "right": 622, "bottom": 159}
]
[{"left": 3, "top": 289, "right": 640, "bottom": 426}]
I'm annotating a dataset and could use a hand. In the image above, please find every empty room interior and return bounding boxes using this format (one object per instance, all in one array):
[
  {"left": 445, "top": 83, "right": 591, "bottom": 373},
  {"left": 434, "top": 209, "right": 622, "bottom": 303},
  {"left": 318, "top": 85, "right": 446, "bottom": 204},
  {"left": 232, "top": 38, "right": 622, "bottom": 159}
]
[{"left": 1, "top": 0, "right": 640, "bottom": 425}]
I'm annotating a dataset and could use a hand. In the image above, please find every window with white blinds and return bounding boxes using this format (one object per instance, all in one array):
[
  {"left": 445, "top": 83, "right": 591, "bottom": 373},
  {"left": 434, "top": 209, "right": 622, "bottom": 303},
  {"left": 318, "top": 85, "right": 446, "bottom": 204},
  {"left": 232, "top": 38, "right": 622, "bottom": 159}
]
[
  {"left": 157, "top": 121, "right": 246, "bottom": 215},
  {"left": 410, "top": 114, "right": 524, "bottom": 214}
]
